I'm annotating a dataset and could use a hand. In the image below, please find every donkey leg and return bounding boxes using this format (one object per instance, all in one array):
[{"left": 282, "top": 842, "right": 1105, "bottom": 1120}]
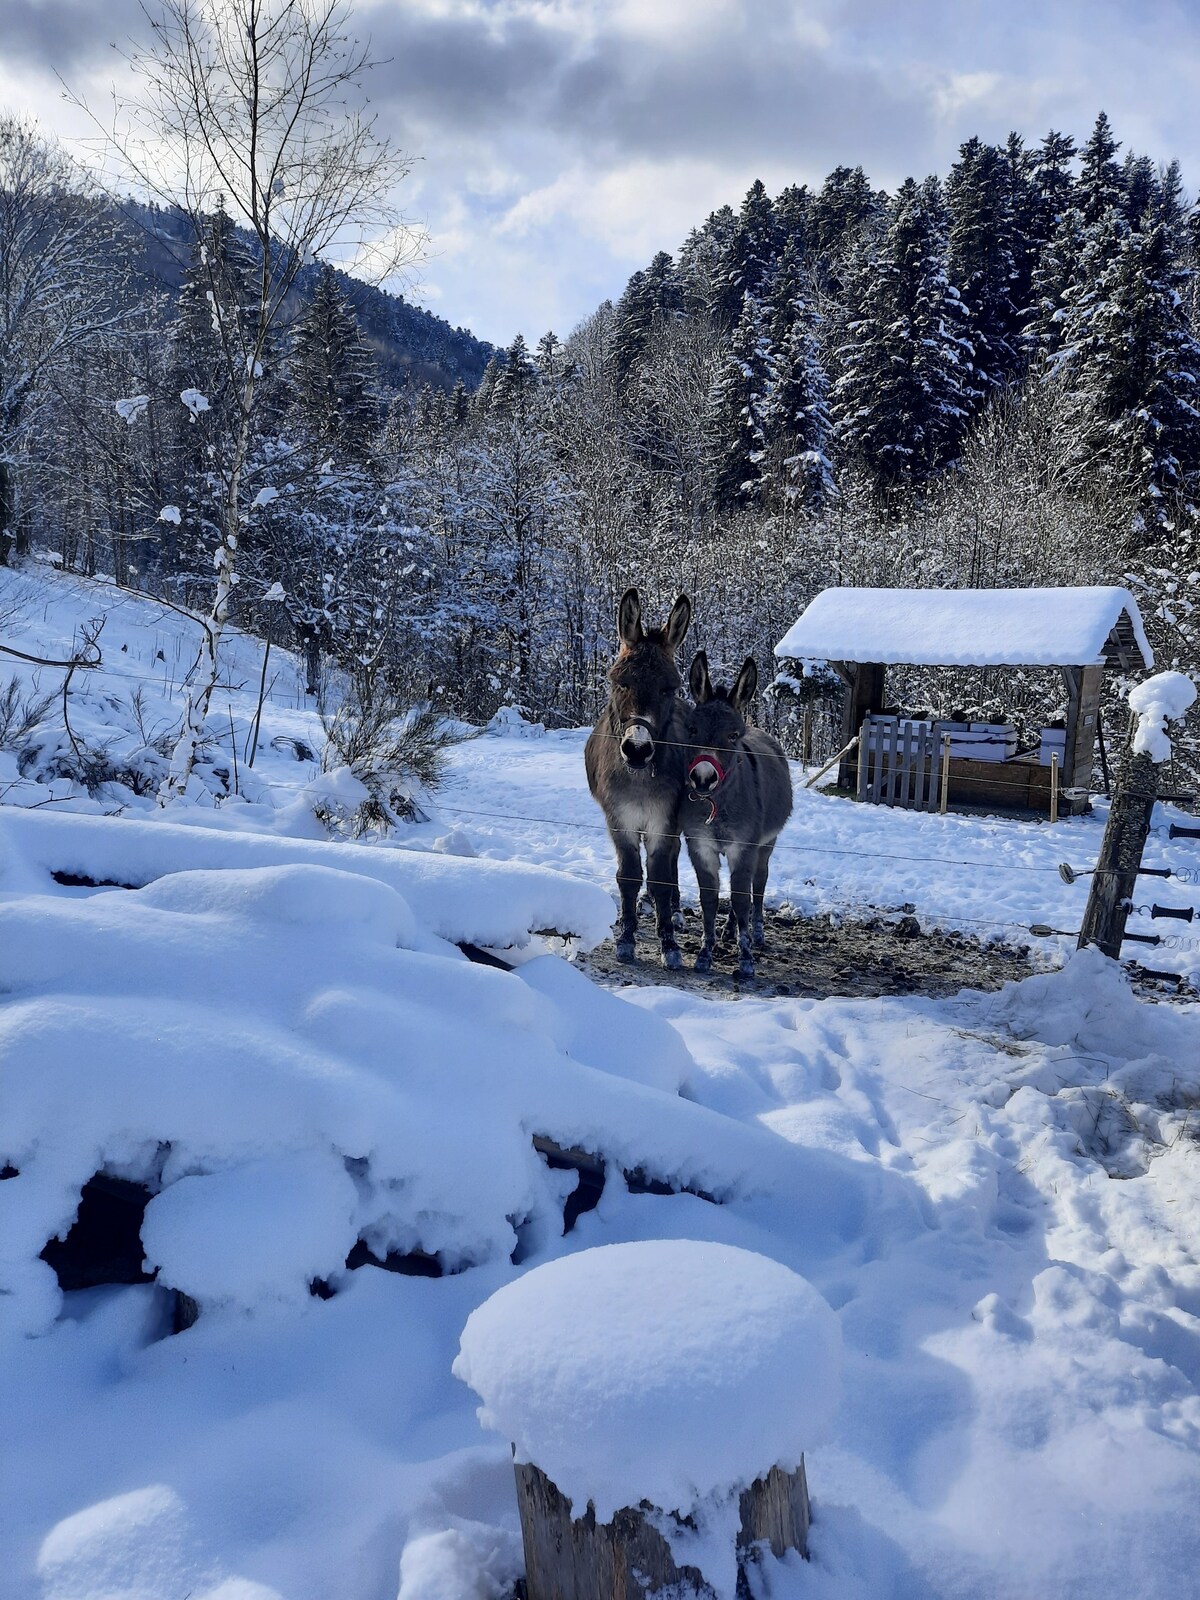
[
  {"left": 751, "top": 842, "right": 773, "bottom": 950},
  {"left": 611, "top": 830, "right": 643, "bottom": 962},
  {"left": 646, "top": 831, "right": 683, "bottom": 970},
  {"left": 728, "top": 845, "right": 757, "bottom": 977},
  {"left": 685, "top": 835, "right": 720, "bottom": 973}
]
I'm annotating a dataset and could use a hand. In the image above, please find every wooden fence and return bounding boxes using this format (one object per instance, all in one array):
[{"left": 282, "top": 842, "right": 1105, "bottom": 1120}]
[{"left": 856, "top": 715, "right": 943, "bottom": 810}]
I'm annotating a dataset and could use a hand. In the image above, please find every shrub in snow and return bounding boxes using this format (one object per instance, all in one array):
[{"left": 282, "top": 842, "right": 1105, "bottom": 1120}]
[
  {"left": 318, "top": 675, "right": 461, "bottom": 833},
  {"left": 0, "top": 675, "right": 54, "bottom": 751},
  {"left": 454, "top": 1239, "right": 841, "bottom": 1598}
]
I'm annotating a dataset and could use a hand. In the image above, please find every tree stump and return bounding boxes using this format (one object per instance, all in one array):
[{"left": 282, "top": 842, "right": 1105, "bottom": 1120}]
[{"left": 513, "top": 1457, "right": 810, "bottom": 1600}]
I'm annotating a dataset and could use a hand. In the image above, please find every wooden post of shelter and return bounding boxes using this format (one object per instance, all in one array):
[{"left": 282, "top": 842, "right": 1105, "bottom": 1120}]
[
  {"left": 514, "top": 1458, "right": 811, "bottom": 1600},
  {"left": 833, "top": 661, "right": 885, "bottom": 791},
  {"left": 1061, "top": 665, "right": 1104, "bottom": 814}
]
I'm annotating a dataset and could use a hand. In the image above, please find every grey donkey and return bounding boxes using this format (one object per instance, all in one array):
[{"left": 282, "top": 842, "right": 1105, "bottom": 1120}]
[
  {"left": 682, "top": 651, "right": 793, "bottom": 977},
  {"left": 585, "top": 588, "right": 693, "bottom": 968}
]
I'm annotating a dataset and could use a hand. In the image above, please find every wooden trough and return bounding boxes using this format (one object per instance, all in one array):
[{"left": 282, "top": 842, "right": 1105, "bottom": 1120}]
[{"left": 775, "top": 586, "right": 1153, "bottom": 818}]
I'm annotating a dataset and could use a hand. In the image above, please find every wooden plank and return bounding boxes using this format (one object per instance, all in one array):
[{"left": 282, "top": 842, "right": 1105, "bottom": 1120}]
[
  {"left": 899, "top": 721, "right": 916, "bottom": 808},
  {"left": 870, "top": 717, "right": 887, "bottom": 803},
  {"left": 885, "top": 717, "right": 901, "bottom": 805}
]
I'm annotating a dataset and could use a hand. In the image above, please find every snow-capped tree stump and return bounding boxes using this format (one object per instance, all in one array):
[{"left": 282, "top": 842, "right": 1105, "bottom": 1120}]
[
  {"left": 454, "top": 1240, "right": 840, "bottom": 1600},
  {"left": 514, "top": 1458, "right": 809, "bottom": 1600}
]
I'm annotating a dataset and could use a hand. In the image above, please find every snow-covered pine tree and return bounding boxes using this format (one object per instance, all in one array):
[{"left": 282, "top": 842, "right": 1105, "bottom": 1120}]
[
  {"left": 833, "top": 177, "right": 979, "bottom": 494},
  {"left": 1025, "top": 204, "right": 1087, "bottom": 361},
  {"left": 946, "top": 137, "right": 1023, "bottom": 394},
  {"left": 709, "top": 181, "right": 782, "bottom": 329},
  {"left": 610, "top": 252, "right": 679, "bottom": 392},
  {"left": 808, "top": 165, "right": 882, "bottom": 293},
  {"left": 707, "top": 292, "right": 774, "bottom": 511},
  {"left": 676, "top": 207, "right": 736, "bottom": 314},
  {"left": 773, "top": 184, "right": 811, "bottom": 256},
  {"left": 1061, "top": 219, "right": 1200, "bottom": 539},
  {"left": 765, "top": 296, "right": 834, "bottom": 513},
  {"left": 1078, "top": 111, "right": 1125, "bottom": 226},
  {"left": 287, "top": 263, "right": 378, "bottom": 463}
]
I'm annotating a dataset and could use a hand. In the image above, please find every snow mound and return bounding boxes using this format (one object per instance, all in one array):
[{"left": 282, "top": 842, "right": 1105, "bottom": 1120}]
[
  {"left": 454, "top": 1240, "right": 841, "bottom": 1526},
  {"left": 1, "top": 847, "right": 822, "bottom": 1334},
  {"left": 517, "top": 954, "right": 692, "bottom": 1093},
  {"left": 1127, "top": 670, "right": 1196, "bottom": 763},
  {"left": 142, "top": 1151, "right": 359, "bottom": 1306},
  {"left": 0, "top": 807, "right": 615, "bottom": 951}
]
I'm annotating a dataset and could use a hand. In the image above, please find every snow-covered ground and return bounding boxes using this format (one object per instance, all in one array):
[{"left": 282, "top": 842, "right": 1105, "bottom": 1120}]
[{"left": 3, "top": 563, "right": 1200, "bottom": 1600}]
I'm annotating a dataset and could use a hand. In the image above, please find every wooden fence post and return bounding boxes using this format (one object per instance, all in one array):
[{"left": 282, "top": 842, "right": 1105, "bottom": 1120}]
[
  {"left": 1050, "top": 751, "right": 1059, "bottom": 824},
  {"left": 1077, "top": 746, "right": 1159, "bottom": 958},
  {"left": 938, "top": 733, "right": 951, "bottom": 814}
]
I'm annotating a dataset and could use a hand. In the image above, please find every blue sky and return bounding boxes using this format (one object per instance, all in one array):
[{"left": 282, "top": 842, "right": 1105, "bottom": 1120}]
[{"left": 6, "top": 0, "right": 1200, "bottom": 345}]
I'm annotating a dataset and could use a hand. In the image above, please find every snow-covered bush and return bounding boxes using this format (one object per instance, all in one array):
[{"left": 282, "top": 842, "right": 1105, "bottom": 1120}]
[{"left": 318, "top": 674, "right": 464, "bottom": 833}]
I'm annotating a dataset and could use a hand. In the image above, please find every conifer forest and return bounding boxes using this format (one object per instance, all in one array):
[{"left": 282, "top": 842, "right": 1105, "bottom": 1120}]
[{"left": 3, "top": 108, "right": 1199, "bottom": 773}]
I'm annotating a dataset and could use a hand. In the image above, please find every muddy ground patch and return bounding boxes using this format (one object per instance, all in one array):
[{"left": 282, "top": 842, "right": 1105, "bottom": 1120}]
[{"left": 574, "top": 905, "right": 1192, "bottom": 1002}]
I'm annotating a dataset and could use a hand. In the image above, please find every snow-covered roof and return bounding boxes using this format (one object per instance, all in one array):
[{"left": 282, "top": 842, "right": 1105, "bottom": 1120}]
[{"left": 775, "top": 586, "right": 1152, "bottom": 670}]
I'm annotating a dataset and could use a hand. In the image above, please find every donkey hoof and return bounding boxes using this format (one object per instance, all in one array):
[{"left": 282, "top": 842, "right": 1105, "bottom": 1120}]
[
  {"left": 662, "top": 946, "right": 683, "bottom": 971},
  {"left": 694, "top": 949, "right": 713, "bottom": 974},
  {"left": 752, "top": 928, "right": 766, "bottom": 952},
  {"left": 615, "top": 939, "right": 637, "bottom": 964},
  {"left": 737, "top": 950, "right": 756, "bottom": 978}
]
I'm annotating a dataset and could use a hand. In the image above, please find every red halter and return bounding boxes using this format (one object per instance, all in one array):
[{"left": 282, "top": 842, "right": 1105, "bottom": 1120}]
[{"left": 687, "top": 752, "right": 728, "bottom": 824}]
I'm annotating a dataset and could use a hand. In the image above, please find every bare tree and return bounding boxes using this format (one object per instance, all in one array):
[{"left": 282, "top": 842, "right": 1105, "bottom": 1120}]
[
  {"left": 0, "top": 119, "right": 130, "bottom": 563},
  {"left": 87, "top": 0, "right": 422, "bottom": 801}
]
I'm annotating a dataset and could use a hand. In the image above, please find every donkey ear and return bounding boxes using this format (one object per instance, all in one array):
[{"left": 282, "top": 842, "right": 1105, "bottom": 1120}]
[
  {"left": 665, "top": 594, "right": 692, "bottom": 653},
  {"left": 689, "top": 650, "right": 712, "bottom": 704},
  {"left": 617, "top": 588, "right": 643, "bottom": 649},
  {"left": 731, "top": 656, "right": 758, "bottom": 712}
]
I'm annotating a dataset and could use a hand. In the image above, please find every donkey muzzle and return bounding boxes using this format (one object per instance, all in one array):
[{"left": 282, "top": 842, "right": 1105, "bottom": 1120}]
[
  {"left": 687, "top": 753, "right": 725, "bottom": 794},
  {"left": 620, "top": 721, "right": 655, "bottom": 768}
]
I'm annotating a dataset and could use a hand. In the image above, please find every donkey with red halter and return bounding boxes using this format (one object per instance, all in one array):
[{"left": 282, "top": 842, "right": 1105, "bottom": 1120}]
[
  {"left": 682, "top": 651, "right": 793, "bottom": 978},
  {"left": 585, "top": 588, "right": 692, "bottom": 968}
]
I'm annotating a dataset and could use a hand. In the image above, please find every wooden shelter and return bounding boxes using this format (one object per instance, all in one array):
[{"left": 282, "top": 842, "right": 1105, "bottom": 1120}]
[{"left": 775, "top": 587, "right": 1153, "bottom": 817}]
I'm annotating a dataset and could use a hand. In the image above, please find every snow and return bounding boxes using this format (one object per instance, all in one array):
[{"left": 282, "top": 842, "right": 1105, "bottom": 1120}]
[
  {"left": 776, "top": 585, "right": 1153, "bottom": 669},
  {"left": 180, "top": 388, "right": 210, "bottom": 420},
  {"left": 114, "top": 395, "right": 150, "bottom": 425},
  {"left": 1128, "top": 669, "right": 1197, "bottom": 763},
  {"left": 158, "top": 504, "right": 182, "bottom": 525},
  {"left": 253, "top": 487, "right": 280, "bottom": 509},
  {"left": 3, "top": 562, "right": 1200, "bottom": 1600},
  {"left": 454, "top": 1243, "right": 840, "bottom": 1549}
]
